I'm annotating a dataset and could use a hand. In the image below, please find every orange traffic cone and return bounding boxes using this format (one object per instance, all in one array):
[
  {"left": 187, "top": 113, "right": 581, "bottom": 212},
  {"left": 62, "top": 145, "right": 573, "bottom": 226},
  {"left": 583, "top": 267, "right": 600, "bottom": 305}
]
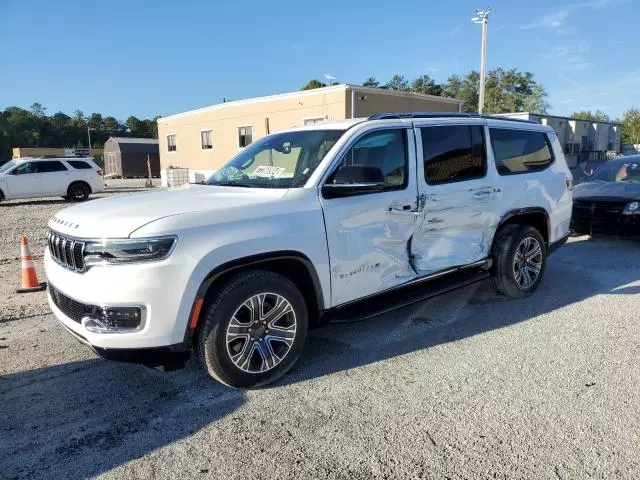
[{"left": 16, "top": 236, "right": 47, "bottom": 293}]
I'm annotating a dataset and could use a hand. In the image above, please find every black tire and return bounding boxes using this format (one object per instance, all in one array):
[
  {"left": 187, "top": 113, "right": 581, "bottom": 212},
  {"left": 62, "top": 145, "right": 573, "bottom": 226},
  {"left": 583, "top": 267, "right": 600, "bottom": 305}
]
[
  {"left": 490, "top": 224, "right": 547, "bottom": 298},
  {"left": 197, "top": 270, "right": 309, "bottom": 388},
  {"left": 66, "top": 182, "right": 90, "bottom": 201}
]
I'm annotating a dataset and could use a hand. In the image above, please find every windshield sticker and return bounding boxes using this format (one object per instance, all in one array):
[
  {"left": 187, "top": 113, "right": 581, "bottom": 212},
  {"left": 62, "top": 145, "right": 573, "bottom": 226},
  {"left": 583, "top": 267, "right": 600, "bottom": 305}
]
[{"left": 252, "top": 165, "right": 286, "bottom": 178}]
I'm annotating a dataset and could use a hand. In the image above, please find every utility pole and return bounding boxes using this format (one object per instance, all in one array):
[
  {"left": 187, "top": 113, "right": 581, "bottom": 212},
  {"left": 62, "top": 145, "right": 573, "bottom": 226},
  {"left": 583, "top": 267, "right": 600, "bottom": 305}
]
[
  {"left": 472, "top": 8, "right": 491, "bottom": 114},
  {"left": 87, "top": 125, "right": 92, "bottom": 150}
]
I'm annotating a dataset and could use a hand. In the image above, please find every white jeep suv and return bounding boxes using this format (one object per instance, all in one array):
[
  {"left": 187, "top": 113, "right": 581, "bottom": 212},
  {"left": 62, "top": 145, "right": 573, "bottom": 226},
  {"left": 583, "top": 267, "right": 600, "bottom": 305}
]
[
  {"left": 0, "top": 156, "right": 104, "bottom": 202},
  {"left": 44, "top": 113, "right": 572, "bottom": 388}
]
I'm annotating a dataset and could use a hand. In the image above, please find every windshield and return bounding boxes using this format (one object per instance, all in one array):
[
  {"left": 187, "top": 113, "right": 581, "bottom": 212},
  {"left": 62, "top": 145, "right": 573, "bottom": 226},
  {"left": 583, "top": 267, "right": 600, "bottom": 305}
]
[
  {"left": 0, "top": 160, "right": 18, "bottom": 174},
  {"left": 591, "top": 158, "right": 640, "bottom": 182},
  {"left": 206, "top": 130, "right": 345, "bottom": 188}
]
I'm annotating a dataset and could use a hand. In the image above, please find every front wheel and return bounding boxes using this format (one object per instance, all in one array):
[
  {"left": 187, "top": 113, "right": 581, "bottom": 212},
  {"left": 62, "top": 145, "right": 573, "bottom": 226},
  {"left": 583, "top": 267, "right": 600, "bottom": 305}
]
[
  {"left": 197, "top": 270, "right": 308, "bottom": 388},
  {"left": 491, "top": 225, "right": 547, "bottom": 298}
]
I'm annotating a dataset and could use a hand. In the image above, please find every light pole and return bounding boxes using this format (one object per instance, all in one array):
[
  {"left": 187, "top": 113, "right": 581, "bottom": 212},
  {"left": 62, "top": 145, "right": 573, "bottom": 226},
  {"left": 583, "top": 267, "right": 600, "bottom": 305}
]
[
  {"left": 87, "top": 126, "right": 94, "bottom": 150},
  {"left": 472, "top": 8, "right": 490, "bottom": 114}
]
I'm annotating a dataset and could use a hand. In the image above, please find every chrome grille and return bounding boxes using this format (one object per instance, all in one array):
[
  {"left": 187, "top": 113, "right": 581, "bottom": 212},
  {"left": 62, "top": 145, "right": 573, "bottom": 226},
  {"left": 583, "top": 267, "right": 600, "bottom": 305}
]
[{"left": 48, "top": 230, "right": 86, "bottom": 272}]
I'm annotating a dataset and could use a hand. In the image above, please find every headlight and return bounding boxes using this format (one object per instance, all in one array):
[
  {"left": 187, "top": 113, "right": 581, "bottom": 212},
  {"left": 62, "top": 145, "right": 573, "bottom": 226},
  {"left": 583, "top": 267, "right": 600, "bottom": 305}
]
[
  {"left": 84, "top": 236, "right": 177, "bottom": 266},
  {"left": 622, "top": 201, "right": 640, "bottom": 215}
]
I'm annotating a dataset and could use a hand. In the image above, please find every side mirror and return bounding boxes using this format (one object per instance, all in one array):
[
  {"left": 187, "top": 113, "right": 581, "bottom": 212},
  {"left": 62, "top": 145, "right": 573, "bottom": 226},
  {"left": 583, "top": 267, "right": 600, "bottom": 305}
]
[{"left": 322, "top": 165, "right": 386, "bottom": 198}]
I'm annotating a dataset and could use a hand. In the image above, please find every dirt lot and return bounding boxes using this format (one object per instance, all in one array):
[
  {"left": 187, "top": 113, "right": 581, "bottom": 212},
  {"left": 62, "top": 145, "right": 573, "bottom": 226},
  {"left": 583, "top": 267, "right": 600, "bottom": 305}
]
[{"left": 1, "top": 187, "right": 639, "bottom": 479}]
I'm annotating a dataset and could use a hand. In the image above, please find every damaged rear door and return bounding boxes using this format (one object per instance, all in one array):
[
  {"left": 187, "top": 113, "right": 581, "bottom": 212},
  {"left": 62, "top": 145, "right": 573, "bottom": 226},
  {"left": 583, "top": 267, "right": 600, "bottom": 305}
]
[
  {"left": 411, "top": 121, "right": 498, "bottom": 274},
  {"left": 320, "top": 124, "right": 419, "bottom": 306}
]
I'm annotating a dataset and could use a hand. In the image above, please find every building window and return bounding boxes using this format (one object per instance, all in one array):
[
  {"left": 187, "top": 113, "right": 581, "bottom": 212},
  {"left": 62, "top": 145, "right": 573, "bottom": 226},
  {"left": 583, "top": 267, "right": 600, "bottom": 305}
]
[
  {"left": 303, "top": 117, "right": 325, "bottom": 125},
  {"left": 421, "top": 125, "right": 486, "bottom": 185},
  {"left": 238, "top": 126, "right": 253, "bottom": 148},
  {"left": 201, "top": 130, "right": 213, "bottom": 150},
  {"left": 167, "top": 134, "right": 177, "bottom": 152}
]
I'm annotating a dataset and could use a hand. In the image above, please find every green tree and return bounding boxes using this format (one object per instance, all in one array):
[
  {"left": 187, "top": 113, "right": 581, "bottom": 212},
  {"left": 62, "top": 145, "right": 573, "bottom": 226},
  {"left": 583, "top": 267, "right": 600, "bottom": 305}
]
[
  {"left": 103, "top": 116, "right": 122, "bottom": 135},
  {"left": 30, "top": 102, "right": 47, "bottom": 117},
  {"left": 621, "top": 107, "right": 640, "bottom": 144},
  {"left": 385, "top": 74, "right": 410, "bottom": 91},
  {"left": 442, "top": 72, "right": 479, "bottom": 113},
  {"left": 0, "top": 105, "right": 159, "bottom": 160},
  {"left": 126, "top": 115, "right": 142, "bottom": 136},
  {"left": 301, "top": 79, "right": 326, "bottom": 90},
  {"left": 410, "top": 75, "right": 443, "bottom": 96},
  {"left": 362, "top": 77, "right": 380, "bottom": 88},
  {"left": 571, "top": 110, "right": 610, "bottom": 122},
  {"left": 484, "top": 68, "right": 549, "bottom": 114}
]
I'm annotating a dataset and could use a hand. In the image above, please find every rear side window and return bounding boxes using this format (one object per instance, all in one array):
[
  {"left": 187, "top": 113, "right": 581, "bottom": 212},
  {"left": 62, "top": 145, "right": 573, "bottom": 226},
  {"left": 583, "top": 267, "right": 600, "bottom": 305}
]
[
  {"left": 490, "top": 128, "right": 554, "bottom": 175},
  {"left": 34, "top": 161, "right": 67, "bottom": 173},
  {"left": 68, "top": 160, "right": 92, "bottom": 169},
  {"left": 421, "top": 125, "right": 486, "bottom": 185}
]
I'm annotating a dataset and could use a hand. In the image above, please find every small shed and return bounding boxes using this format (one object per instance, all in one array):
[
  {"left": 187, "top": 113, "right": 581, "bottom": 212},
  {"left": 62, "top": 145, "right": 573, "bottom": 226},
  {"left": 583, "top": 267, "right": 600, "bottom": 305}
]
[{"left": 103, "top": 137, "right": 160, "bottom": 178}]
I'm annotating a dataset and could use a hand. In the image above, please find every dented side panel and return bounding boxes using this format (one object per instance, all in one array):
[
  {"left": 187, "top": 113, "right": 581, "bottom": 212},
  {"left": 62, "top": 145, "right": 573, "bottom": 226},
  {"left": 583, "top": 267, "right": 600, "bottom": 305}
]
[
  {"left": 412, "top": 122, "right": 499, "bottom": 274},
  {"left": 320, "top": 126, "right": 419, "bottom": 307}
]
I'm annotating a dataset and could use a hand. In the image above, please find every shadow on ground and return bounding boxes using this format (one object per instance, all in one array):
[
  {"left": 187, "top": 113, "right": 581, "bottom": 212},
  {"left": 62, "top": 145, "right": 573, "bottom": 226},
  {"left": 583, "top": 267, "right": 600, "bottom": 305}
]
[
  {"left": 0, "top": 359, "right": 244, "bottom": 479},
  {"left": 284, "top": 237, "right": 640, "bottom": 385},
  {"left": 1, "top": 237, "right": 638, "bottom": 478}
]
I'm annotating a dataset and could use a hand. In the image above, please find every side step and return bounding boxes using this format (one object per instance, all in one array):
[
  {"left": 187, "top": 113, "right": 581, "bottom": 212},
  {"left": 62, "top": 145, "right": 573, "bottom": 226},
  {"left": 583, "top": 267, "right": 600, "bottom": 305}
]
[{"left": 326, "top": 270, "right": 491, "bottom": 324}]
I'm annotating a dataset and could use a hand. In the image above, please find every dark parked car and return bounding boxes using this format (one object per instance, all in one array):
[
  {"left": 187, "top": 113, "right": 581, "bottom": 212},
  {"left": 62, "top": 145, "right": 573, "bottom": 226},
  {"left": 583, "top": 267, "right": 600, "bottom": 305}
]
[{"left": 571, "top": 155, "right": 640, "bottom": 236}]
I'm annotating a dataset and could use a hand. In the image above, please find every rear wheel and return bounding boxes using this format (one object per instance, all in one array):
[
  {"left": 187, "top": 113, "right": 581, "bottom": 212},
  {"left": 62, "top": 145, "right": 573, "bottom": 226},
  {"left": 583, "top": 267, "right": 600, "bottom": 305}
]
[
  {"left": 491, "top": 225, "right": 546, "bottom": 298},
  {"left": 197, "top": 270, "right": 308, "bottom": 388},
  {"left": 66, "top": 182, "right": 90, "bottom": 201}
]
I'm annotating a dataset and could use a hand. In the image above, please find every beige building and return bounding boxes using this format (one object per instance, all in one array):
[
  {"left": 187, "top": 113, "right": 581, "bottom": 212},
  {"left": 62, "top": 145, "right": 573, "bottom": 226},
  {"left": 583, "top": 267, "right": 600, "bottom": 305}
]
[
  {"left": 493, "top": 112, "right": 622, "bottom": 168},
  {"left": 13, "top": 147, "right": 104, "bottom": 163},
  {"left": 157, "top": 84, "right": 462, "bottom": 184}
]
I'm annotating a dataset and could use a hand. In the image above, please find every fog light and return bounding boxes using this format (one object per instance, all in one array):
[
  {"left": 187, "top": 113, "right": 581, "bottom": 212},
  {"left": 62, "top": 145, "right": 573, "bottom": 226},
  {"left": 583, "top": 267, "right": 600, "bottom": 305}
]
[{"left": 82, "top": 306, "right": 145, "bottom": 333}]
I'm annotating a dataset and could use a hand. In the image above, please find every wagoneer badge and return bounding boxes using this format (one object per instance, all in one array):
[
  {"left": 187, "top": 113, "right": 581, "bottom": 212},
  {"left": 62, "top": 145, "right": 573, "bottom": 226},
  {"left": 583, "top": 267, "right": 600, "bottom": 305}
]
[{"left": 52, "top": 217, "right": 80, "bottom": 229}]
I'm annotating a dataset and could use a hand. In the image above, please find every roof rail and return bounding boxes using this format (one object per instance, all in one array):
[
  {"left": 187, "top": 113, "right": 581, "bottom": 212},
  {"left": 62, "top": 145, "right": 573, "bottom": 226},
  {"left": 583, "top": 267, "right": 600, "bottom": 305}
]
[{"left": 368, "top": 112, "right": 537, "bottom": 124}]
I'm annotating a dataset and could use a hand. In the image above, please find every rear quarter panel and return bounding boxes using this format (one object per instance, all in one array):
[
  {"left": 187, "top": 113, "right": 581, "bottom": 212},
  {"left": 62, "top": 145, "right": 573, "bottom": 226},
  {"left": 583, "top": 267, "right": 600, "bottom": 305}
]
[{"left": 488, "top": 127, "right": 572, "bottom": 245}]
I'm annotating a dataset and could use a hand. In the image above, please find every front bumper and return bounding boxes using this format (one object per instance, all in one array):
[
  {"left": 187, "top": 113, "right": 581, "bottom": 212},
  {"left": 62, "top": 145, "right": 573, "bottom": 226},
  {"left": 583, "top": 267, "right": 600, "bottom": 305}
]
[
  {"left": 44, "top": 248, "right": 194, "bottom": 351},
  {"left": 571, "top": 214, "right": 640, "bottom": 236},
  {"left": 56, "top": 319, "right": 190, "bottom": 369}
]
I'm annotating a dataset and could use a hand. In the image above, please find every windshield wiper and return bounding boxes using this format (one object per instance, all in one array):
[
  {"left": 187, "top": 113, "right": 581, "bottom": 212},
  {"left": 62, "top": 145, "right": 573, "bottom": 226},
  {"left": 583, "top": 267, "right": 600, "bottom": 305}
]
[{"left": 209, "top": 181, "right": 256, "bottom": 188}]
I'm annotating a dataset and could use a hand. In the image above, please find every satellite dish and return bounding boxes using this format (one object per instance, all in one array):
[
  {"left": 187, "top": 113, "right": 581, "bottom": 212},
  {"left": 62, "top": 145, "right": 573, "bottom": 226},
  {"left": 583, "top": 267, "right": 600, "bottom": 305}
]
[{"left": 324, "top": 73, "right": 336, "bottom": 85}]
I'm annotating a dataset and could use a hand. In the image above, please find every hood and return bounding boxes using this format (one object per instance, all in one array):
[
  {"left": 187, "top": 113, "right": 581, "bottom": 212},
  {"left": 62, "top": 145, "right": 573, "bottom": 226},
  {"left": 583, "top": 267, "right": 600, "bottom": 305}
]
[
  {"left": 48, "top": 184, "right": 288, "bottom": 238},
  {"left": 573, "top": 181, "right": 640, "bottom": 201}
]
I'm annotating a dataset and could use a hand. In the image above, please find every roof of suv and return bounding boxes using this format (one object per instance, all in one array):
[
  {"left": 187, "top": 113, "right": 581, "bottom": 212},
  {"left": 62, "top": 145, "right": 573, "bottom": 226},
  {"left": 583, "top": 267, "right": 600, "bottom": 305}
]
[
  {"left": 13, "top": 156, "right": 96, "bottom": 162},
  {"left": 291, "top": 112, "right": 551, "bottom": 133}
]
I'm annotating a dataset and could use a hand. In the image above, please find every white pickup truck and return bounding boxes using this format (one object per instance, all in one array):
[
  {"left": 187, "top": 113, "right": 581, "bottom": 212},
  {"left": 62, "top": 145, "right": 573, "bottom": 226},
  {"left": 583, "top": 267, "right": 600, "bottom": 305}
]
[{"left": 44, "top": 113, "right": 572, "bottom": 388}]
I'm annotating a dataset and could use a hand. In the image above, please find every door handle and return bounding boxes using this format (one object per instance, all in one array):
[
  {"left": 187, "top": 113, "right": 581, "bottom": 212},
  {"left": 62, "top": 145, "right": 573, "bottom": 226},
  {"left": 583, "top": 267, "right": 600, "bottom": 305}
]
[
  {"left": 388, "top": 206, "right": 420, "bottom": 216},
  {"left": 472, "top": 190, "right": 492, "bottom": 199}
]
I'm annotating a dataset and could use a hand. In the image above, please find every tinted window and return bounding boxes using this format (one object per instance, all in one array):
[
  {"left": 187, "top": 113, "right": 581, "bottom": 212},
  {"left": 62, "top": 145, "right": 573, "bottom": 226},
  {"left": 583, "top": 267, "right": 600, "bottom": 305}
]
[
  {"left": 34, "top": 161, "right": 67, "bottom": 173},
  {"left": 332, "top": 129, "right": 407, "bottom": 188},
  {"left": 421, "top": 125, "right": 486, "bottom": 185},
  {"left": 68, "top": 160, "right": 92, "bottom": 169},
  {"left": 14, "top": 162, "right": 35, "bottom": 174},
  {"left": 490, "top": 128, "right": 553, "bottom": 175}
]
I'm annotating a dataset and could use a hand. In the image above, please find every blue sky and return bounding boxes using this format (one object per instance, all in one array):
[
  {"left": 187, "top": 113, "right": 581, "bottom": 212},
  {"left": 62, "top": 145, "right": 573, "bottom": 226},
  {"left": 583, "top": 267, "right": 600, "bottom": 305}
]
[{"left": 1, "top": 0, "right": 638, "bottom": 120}]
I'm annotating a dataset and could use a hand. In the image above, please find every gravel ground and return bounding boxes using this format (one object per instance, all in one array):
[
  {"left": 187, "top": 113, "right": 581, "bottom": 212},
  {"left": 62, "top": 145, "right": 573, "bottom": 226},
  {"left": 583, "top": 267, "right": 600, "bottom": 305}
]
[{"left": 1, "top": 191, "right": 639, "bottom": 479}]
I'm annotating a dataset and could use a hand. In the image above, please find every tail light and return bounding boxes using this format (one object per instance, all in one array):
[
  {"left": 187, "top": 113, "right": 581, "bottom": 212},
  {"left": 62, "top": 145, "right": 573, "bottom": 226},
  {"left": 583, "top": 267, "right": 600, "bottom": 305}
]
[{"left": 97, "top": 170, "right": 103, "bottom": 176}]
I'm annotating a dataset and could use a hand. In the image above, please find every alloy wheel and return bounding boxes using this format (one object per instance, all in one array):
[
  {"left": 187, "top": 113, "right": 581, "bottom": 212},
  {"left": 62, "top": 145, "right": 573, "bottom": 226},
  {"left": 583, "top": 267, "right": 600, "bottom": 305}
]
[
  {"left": 512, "top": 236, "right": 543, "bottom": 289},
  {"left": 225, "top": 293, "right": 297, "bottom": 373}
]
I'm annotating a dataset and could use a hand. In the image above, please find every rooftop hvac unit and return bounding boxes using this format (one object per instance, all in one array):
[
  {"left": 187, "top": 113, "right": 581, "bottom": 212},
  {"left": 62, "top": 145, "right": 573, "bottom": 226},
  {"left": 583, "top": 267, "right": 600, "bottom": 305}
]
[{"left": 166, "top": 167, "right": 189, "bottom": 188}]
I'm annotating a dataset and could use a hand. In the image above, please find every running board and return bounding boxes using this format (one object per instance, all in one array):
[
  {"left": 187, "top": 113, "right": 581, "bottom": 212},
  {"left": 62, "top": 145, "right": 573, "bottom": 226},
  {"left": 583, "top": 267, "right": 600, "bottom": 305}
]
[{"left": 326, "top": 269, "right": 491, "bottom": 324}]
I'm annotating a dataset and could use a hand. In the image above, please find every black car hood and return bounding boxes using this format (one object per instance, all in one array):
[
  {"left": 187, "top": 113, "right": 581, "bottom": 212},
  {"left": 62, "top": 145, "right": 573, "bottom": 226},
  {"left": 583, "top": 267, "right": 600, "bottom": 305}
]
[{"left": 573, "top": 181, "right": 640, "bottom": 201}]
